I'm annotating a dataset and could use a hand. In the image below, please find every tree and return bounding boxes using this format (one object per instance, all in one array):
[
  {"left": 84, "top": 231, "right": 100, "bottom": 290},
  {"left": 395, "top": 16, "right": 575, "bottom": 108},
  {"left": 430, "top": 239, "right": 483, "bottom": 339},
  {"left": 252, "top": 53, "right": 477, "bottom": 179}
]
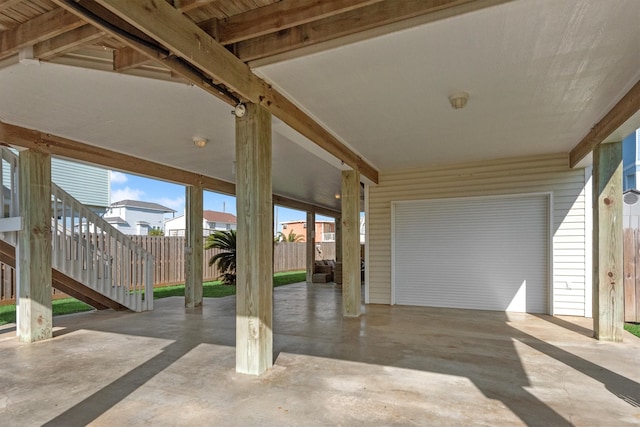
[
  {"left": 275, "top": 230, "right": 304, "bottom": 243},
  {"left": 205, "top": 230, "right": 237, "bottom": 286}
]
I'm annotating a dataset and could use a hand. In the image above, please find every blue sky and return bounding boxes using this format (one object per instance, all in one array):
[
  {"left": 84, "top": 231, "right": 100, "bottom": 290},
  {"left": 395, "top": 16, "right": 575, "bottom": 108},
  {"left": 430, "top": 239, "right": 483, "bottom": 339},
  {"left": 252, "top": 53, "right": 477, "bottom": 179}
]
[{"left": 110, "top": 171, "right": 330, "bottom": 231}]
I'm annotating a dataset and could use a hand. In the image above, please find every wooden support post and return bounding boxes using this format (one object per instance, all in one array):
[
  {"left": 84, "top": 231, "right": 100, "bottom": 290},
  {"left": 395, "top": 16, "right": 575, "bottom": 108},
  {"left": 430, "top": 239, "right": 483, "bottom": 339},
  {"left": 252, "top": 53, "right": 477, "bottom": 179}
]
[
  {"left": 335, "top": 216, "right": 342, "bottom": 263},
  {"left": 235, "top": 103, "right": 273, "bottom": 375},
  {"left": 16, "top": 150, "right": 52, "bottom": 342},
  {"left": 341, "top": 170, "right": 361, "bottom": 317},
  {"left": 185, "top": 185, "right": 203, "bottom": 309},
  {"left": 306, "top": 211, "right": 315, "bottom": 283},
  {"left": 593, "top": 141, "right": 624, "bottom": 341}
]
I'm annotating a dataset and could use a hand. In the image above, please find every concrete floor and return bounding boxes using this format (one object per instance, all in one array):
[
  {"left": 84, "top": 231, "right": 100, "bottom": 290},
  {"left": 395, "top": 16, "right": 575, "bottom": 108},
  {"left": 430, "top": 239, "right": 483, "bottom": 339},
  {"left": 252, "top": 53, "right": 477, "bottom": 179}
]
[{"left": 1, "top": 283, "right": 639, "bottom": 426}]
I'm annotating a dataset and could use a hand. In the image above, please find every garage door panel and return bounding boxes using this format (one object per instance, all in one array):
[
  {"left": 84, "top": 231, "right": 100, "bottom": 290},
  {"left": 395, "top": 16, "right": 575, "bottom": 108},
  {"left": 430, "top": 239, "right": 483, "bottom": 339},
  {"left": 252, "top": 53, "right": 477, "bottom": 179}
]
[{"left": 393, "top": 195, "right": 549, "bottom": 313}]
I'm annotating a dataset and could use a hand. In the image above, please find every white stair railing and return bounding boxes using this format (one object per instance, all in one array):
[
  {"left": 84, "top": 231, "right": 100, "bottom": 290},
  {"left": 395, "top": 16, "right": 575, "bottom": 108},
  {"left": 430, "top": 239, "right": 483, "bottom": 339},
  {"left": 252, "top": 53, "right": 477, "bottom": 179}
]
[
  {"left": 0, "top": 148, "right": 19, "bottom": 246},
  {"left": 51, "top": 184, "right": 153, "bottom": 312},
  {"left": 0, "top": 147, "right": 153, "bottom": 312}
]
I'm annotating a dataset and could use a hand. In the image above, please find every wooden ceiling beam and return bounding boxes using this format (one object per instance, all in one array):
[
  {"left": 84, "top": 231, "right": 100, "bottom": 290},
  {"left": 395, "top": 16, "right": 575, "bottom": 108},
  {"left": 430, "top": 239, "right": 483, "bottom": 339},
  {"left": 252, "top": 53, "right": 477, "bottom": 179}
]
[
  {"left": 113, "top": 46, "right": 152, "bottom": 71},
  {"left": 0, "top": 121, "right": 340, "bottom": 216},
  {"left": 272, "top": 195, "right": 340, "bottom": 218},
  {"left": 0, "top": 7, "right": 85, "bottom": 60},
  {"left": 33, "top": 25, "right": 103, "bottom": 60},
  {"left": 172, "top": 0, "right": 215, "bottom": 13},
  {"left": 90, "top": 0, "right": 379, "bottom": 183},
  {"left": 216, "top": 0, "right": 382, "bottom": 45},
  {"left": 570, "top": 79, "right": 640, "bottom": 168},
  {"left": 0, "top": 0, "right": 23, "bottom": 13},
  {"left": 52, "top": 0, "right": 237, "bottom": 106},
  {"left": 0, "top": 121, "right": 235, "bottom": 193},
  {"left": 233, "top": 0, "right": 509, "bottom": 63}
]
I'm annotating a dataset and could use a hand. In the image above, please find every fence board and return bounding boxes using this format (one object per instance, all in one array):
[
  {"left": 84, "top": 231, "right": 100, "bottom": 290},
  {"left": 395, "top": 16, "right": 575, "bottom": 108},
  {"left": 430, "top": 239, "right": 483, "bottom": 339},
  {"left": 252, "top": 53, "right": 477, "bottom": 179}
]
[
  {"left": 0, "top": 237, "right": 337, "bottom": 304},
  {"left": 623, "top": 227, "right": 640, "bottom": 322}
]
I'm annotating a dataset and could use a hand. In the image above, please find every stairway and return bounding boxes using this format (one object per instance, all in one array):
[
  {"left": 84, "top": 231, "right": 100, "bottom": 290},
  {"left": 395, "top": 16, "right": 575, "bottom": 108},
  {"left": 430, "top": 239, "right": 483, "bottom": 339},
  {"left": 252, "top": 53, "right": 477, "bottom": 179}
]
[{"left": 0, "top": 148, "right": 153, "bottom": 312}]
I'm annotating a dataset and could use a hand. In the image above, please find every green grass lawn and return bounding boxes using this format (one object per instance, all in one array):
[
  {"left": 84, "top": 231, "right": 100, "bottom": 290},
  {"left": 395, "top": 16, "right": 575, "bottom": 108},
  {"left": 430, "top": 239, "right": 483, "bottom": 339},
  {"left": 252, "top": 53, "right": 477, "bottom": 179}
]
[
  {"left": 625, "top": 323, "right": 640, "bottom": 339},
  {"left": 0, "top": 270, "right": 306, "bottom": 326}
]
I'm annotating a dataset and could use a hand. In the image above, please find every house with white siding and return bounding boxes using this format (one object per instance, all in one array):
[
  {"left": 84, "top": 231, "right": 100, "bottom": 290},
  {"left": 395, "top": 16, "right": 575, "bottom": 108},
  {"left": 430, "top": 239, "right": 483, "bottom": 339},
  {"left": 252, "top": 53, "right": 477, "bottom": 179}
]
[
  {"left": 3, "top": 155, "right": 110, "bottom": 213},
  {"left": 51, "top": 159, "right": 110, "bottom": 212},
  {"left": 165, "top": 210, "right": 236, "bottom": 236},
  {"left": 104, "top": 200, "right": 175, "bottom": 235}
]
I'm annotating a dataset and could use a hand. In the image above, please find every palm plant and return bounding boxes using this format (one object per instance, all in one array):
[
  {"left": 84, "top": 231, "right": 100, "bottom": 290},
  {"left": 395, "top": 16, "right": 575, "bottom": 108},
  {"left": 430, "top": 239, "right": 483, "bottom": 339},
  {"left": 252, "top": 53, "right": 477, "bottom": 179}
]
[
  {"left": 275, "top": 230, "right": 304, "bottom": 243},
  {"left": 205, "top": 229, "right": 237, "bottom": 286}
]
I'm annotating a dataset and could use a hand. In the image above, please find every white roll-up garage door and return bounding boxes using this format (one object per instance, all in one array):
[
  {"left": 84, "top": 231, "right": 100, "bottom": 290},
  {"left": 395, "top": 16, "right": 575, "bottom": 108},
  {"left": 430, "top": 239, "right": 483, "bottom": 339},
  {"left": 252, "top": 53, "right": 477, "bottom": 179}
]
[{"left": 393, "top": 194, "right": 549, "bottom": 313}]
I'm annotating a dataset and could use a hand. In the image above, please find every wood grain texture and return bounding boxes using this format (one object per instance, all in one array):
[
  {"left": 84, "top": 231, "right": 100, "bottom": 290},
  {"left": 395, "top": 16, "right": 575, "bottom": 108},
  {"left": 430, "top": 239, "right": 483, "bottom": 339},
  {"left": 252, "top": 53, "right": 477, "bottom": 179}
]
[
  {"left": 341, "top": 169, "right": 361, "bottom": 317},
  {"left": 83, "top": 0, "right": 379, "bottom": 183},
  {"left": 306, "top": 211, "right": 315, "bottom": 283},
  {"left": 623, "top": 228, "right": 636, "bottom": 322},
  {"left": 185, "top": 185, "right": 203, "bottom": 309},
  {"left": 16, "top": 150, "right": 53, "bottom": 342},
  {"left": 0, "top": 7, "right": 84, "bottom": 60},
  {"left": 592, "top": 142, "right": 624, "bottom": 341},
  {"left": 235, "top": 0, "right": 505, "bottom": 63},
  {"left": 33, "top": 24, "right": 103, "bottom": 60},
  {"left": 217, "top": 0, "right": 381, "bottom": 44},
  {"left": 235, "top": 103, "right": 273, "bottom": 375}
]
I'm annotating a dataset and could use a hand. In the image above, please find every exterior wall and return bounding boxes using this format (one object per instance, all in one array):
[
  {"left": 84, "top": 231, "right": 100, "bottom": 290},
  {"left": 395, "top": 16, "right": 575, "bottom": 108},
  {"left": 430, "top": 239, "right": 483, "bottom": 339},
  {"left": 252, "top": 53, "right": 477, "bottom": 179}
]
[
  {"left": 105, "top": 206, "right": 166, "bottom": 235},
  {"left": 204, "top": 220, "right": 236, "bottom": 234},
  {"left": 165, "top": 215, "right": 236, "bottom": 236},
  {"left": 282, "top": 221, "right": 335, "bottom": 242},
  {"left": 368, "top": 153, "right": 589, "bottom": 316},
  {"left": 51, "top": 158, "right": 109, "bottom": 210}
]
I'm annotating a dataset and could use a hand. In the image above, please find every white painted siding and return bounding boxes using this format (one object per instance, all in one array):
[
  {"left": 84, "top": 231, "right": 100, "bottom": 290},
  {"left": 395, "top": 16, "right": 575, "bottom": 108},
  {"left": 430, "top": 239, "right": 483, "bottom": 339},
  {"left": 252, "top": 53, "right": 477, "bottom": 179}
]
[
  {"left": 2, "top": 154, "right": 109, "bottom": 210},
  {"left": 368, "top": 153, "right": 588, "bottom": 316},
  {"left": 51, "top": 158, "right": 109, "bottom": 209}
]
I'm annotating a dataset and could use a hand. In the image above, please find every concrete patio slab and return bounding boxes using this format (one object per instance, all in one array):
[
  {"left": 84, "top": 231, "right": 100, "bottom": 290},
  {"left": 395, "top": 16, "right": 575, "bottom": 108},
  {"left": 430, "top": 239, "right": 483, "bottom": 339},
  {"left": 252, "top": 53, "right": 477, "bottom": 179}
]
[{"left": 1, "top": 283, "right": 639, "bottom": 426}]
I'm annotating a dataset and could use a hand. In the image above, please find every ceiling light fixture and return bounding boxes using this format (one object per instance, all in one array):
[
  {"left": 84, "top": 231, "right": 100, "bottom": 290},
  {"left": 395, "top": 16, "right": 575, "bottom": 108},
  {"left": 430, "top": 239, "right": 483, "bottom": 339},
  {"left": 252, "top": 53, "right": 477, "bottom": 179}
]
[
  {"left": 193, "top": 137, "right": 208, "bottom": 148},
  {"left": 449, "top": 91, "right": 469, "bottom": 110},
  {"left": 233, "top": 103, "right": 246, "bottom": 118},
  {"left": 335, "top": 193, "right": 341, "bottom": 199}
]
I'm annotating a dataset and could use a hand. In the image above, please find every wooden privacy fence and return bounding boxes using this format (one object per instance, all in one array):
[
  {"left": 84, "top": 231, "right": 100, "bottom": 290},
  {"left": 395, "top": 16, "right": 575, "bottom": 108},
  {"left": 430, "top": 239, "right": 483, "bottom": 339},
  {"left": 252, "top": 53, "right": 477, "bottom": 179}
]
[
  {"left": 623, "top": 228, "right": 640, "bottom": 322},
  {"left": 0, "top": 238, "right": 336, "bottom": 303}
]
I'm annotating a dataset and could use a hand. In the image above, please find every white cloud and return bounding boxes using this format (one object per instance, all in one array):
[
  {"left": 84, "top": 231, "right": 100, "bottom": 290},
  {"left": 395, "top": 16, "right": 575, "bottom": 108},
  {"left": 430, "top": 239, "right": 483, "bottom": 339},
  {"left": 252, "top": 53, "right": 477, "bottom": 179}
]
[
  {"left": 155, "top": 196, "right": 185, "bottom": 213},
  {"left": 111, "top": 187, "right": 144, "bottom": 202},
  {"left": 110, "top": 171, "right": 128, "bottom": 184}
]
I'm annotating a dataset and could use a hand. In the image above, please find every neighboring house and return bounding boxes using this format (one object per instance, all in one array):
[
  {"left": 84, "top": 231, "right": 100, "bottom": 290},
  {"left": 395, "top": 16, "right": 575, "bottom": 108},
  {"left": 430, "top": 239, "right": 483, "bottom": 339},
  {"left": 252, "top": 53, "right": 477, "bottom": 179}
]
[
  {"left": 165, "top": 210, "right": 237, "bottom": 236},
  {"left": 623, "top": 128, "right": 640, "bottom": 191},
  {"left": 53, "top": 159, "right": 110, "bottom": 212},
  {"left": 3, "top": 155, "right": 110, "bottom": 214},
  {"left": 281, "top": 220, "right": 335, "bottom": 242},
  {"left": 104, "top": 200, "right": 175, "bottom": 235}
]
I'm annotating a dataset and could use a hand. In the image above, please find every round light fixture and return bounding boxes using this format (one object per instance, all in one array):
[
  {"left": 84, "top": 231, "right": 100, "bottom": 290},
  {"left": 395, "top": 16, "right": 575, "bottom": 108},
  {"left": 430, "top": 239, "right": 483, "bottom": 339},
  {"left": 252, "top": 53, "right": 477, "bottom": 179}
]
[
  {"left": 234, "top": 103, "right": 247, "bottom": 118},
  {"left": 193, "top": 137, "right": 208, "bottom": 148},
  {"left": 449, "top": 91, "right": 469, "bottom": 110}
]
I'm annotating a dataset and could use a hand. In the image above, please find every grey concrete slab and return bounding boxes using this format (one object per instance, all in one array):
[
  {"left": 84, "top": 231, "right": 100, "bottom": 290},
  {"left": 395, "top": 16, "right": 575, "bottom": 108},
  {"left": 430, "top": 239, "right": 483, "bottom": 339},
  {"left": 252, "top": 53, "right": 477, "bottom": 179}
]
[{"left": 1, "top": 283, "right": 639, "bottom": 426}]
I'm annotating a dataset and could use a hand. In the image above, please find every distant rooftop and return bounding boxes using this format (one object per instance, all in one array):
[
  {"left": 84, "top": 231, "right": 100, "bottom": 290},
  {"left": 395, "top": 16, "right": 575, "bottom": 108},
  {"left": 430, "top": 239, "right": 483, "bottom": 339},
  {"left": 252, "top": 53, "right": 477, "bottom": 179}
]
[
  {"left": 203, "top": 210, "right": 236, "bottom": 224},
  {"left": 110, "top": 199, "right": 176, "bottom": 213}
]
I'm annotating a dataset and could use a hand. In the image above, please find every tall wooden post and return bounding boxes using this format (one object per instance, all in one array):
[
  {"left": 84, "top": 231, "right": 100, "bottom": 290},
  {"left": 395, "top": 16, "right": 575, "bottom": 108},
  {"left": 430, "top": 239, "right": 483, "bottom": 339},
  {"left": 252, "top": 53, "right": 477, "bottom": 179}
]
[
  {"left": 341, "top": 170, "right": 361, "bottom": 317},
  {"left": 236, "top": 103, "right": 273, "bottom": 375},
  {"left": 185, "top": 185, "right": 203, "bottom": 309},
  {"left": 335, "top": 216, "right": 342, "bottom": 263},
  {"left": 593, "top": 142, "right": 624, "bottom": 341},
  {"left": 306, "top": 211, "right": 315, "bottom": 283},
  {"left": 16, "top": 150, "right": 52, "bottom": 342}
]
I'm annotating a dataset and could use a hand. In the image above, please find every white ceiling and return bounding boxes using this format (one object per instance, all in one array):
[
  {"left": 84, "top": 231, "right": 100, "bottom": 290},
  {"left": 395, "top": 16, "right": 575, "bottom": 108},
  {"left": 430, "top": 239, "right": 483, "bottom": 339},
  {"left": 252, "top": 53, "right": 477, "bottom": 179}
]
[
  {"left": 255, "top": 0, "right": 640, "bottom": 171},
  {"left": 0, "top": 61, "right": 345, "bottom": 210},
  {"left": 0, "top": 0, "right": 639, "bottom": 212}
]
